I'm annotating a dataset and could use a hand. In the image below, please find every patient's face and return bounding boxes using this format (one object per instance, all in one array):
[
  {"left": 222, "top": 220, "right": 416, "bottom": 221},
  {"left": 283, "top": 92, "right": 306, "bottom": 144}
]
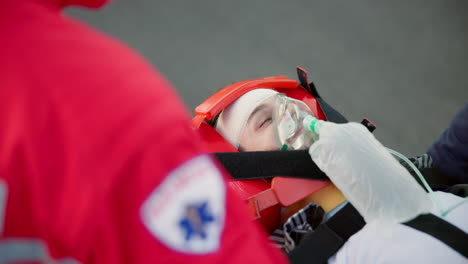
[{"left": 239, "top": 96, "right": 278, "bottom": 151}]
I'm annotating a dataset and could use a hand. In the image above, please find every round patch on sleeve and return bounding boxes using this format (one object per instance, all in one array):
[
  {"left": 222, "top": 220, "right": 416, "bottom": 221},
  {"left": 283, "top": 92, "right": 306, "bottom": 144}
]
[{"left": 141, "top": 155, "right": 226, "bottom": 254}]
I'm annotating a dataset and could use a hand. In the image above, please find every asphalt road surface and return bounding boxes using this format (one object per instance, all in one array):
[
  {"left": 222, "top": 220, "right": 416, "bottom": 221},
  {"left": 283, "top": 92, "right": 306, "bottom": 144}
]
[{"left": 68, "top": 0, "right": 468, "bottom": 156}]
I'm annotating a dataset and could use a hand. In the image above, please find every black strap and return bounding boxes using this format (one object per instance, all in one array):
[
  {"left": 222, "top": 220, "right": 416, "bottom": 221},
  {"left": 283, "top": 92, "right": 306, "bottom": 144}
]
[
  {"left": 404, "top": 214, "right": 468, "bottom": 258},
  {"left": 288, "top": 203, "right": 365, "bottom": 264},
  {"left": 214, "top": 150, "right": 329, "bottom": 181},
  {"left": 297, "top": 67, "right": 314, "bottom": 96},
  {"left": 296, "top": 66, "right": 348, "bottom": 124},
  {"left": 315, "top": 97, "right": 348, "bottom": 124},
  {"left": 214, "top": 150, "right": 459, "bottom": 190},
  {"left": 289, "top": 205, "right": 468, "bottom": 264}
]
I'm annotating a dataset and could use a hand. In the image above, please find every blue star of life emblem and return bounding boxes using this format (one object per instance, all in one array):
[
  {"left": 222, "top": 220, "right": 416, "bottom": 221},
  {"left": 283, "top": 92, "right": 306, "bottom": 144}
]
[
  {"left": 141, "top": 155, "right": 225, "bottom": 254},
  {"left": 179, "top": 201, "right": 216, "bottom": 241}
]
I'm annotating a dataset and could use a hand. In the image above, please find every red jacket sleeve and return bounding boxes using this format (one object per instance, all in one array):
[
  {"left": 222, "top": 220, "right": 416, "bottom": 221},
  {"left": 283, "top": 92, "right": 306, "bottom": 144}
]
[{"left": 0, "top": 2, "right": 288, "bottom": 263}]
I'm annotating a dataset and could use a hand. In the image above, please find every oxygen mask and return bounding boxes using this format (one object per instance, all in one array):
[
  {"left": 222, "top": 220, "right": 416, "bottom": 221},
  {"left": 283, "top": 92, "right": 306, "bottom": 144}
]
[{"left": 273, "top": 94, "right": 322, "bottom": 150}]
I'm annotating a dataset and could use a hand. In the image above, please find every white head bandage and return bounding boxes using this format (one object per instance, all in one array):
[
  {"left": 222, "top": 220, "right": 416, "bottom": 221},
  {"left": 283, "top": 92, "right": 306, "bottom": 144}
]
[{"left": 215, "top": 89, "right": 279, "bottom": 149}]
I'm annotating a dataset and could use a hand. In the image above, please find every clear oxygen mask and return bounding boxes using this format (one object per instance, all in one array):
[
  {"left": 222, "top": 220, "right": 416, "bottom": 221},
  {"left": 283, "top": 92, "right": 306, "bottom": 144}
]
[{"left": 273, "top": 94, "right": 323, "bottom": 150}]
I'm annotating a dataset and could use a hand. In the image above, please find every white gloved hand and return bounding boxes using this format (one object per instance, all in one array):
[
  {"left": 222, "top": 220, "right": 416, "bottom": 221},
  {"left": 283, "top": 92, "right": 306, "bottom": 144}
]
[{"left": 309, "top": 122, "right": 433, "bottom": 224}]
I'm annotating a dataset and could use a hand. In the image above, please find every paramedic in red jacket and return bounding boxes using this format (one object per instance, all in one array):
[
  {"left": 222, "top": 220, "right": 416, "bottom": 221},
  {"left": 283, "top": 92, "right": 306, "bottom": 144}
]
[{"left": 0, "top": 0, "right": 288, "bottom": 263}]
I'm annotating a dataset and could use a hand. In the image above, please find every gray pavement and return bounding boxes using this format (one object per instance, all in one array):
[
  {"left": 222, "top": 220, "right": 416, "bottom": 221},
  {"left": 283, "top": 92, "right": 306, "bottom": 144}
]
[{"left": 68, "top": 0, "right": 468, "bottom": 156}]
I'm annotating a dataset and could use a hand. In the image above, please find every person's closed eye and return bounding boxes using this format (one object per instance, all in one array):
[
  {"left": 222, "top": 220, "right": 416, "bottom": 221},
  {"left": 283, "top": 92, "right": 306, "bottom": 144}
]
[{"left": 259, "top": 117, "right": 272, "bottom": 129}]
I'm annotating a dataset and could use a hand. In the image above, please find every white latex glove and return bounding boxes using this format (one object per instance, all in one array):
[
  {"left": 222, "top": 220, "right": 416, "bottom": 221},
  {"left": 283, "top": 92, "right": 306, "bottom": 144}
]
[{"left": 309, "top": 122, "right": 433, "bottom": 224}]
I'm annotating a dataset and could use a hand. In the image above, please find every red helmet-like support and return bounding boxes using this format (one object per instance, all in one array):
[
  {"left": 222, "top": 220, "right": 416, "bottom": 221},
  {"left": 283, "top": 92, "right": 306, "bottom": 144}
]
[{"left": 192, "top": 70, "right": 332, "bottom": 232}]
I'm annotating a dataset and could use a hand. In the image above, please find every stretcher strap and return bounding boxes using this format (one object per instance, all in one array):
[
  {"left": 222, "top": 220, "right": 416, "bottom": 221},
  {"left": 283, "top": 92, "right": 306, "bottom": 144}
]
[
  {"left": 315, "top": 97, "right": 348, "bottom": 124},
  {"left": 246, "top": 189, "right": 279, "bottom": 219},
  {"left": 404, "top": 214, "right": 468, "bottom": 258},
  {"left": 214, "top": 150, "right": 329, "bottom": 181},
  {"left": 214, "top": 150, "right": 458, "bottom": 189},
  {"left": 288, "top": 204, "right": 468, "bottom": 264},
  {"left": 288, "top": 203, "right": 365, "bottom": 264}
]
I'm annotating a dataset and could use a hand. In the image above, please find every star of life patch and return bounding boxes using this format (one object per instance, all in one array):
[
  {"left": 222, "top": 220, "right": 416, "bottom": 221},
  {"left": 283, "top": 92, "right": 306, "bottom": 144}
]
[{"left": 141, "top": 155, "right": 226, "bottom": 254}]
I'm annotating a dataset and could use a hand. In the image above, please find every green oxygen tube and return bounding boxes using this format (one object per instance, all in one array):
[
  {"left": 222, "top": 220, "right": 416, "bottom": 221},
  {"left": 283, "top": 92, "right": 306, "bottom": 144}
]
[{"left": 303, "top": 115, "right": 325, "bottom": 135}]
